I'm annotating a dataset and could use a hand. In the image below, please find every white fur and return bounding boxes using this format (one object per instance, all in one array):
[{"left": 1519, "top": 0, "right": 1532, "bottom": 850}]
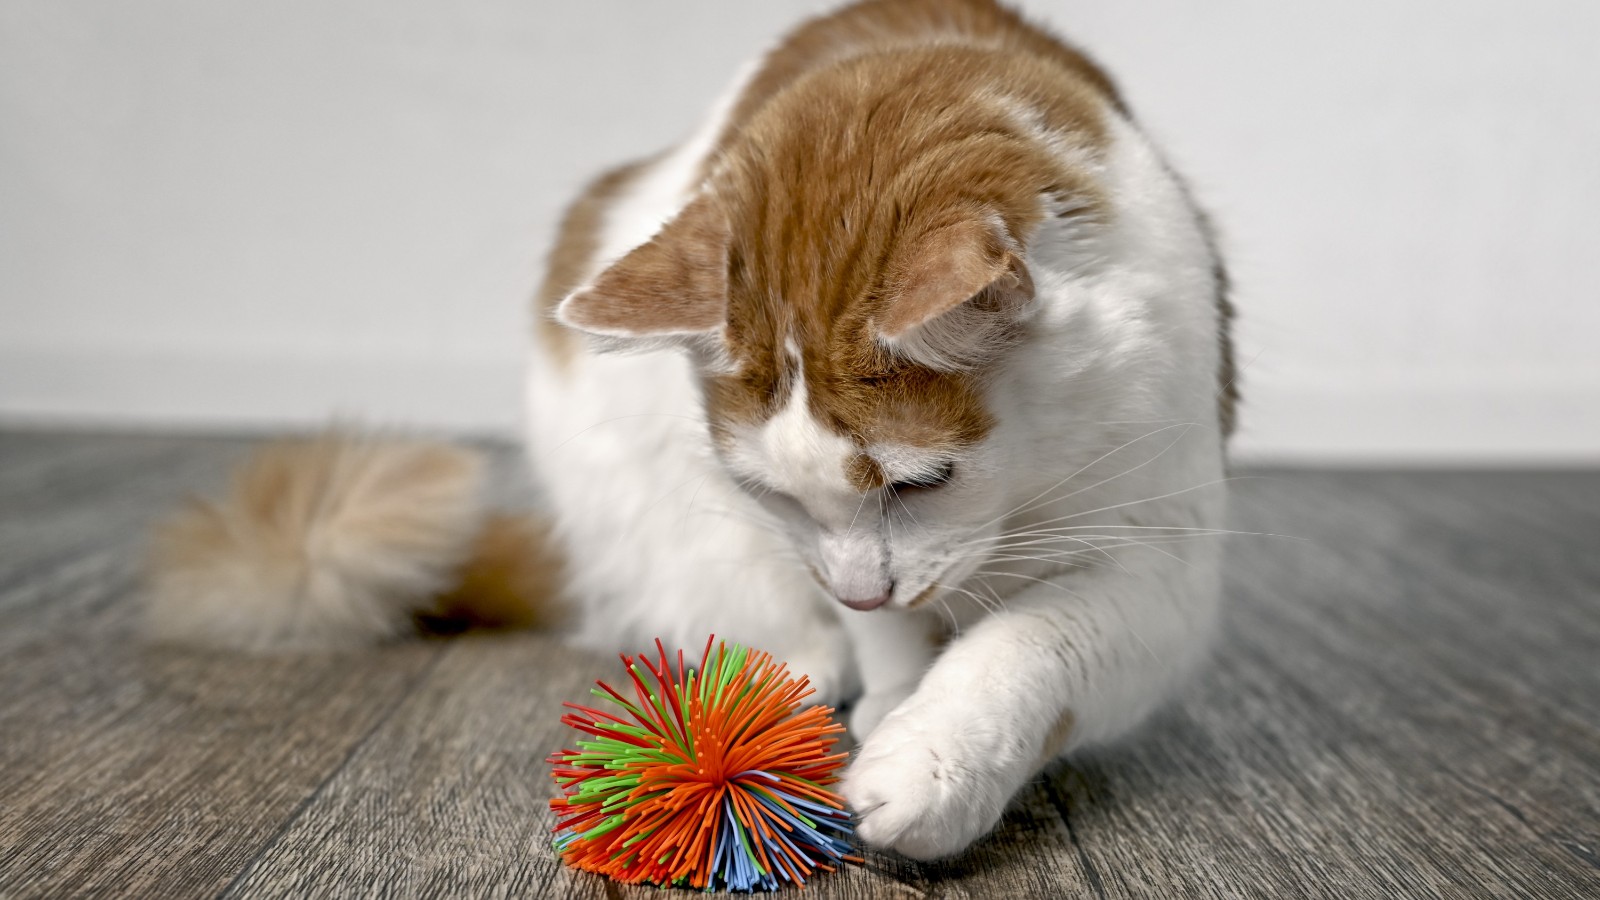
[{"left": 528, "top": 61, "right": 1228, "bottom": 860}]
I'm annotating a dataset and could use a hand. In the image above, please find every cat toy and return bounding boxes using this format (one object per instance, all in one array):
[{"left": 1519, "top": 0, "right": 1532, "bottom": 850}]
[{"left": 548, "top": 636, "right": 859, "bottom": 891}]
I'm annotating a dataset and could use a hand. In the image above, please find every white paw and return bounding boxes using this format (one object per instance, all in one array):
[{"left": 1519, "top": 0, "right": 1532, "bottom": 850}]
[
  {"left": 840, "top": 705, "right": 1012, "bottom": 860},
  {"left": 847, "top": 681, "right": 917, "bottom": 740}
]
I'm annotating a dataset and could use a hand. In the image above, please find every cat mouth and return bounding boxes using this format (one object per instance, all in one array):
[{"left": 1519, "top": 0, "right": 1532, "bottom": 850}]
[{"left": 838, "top": 589, "right": 893, "bottom": 612}]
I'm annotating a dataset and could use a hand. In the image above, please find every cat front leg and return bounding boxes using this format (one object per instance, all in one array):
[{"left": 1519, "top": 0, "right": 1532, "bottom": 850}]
[
  {"left": 841, "top": 546, "right": 1222, "bottom": 860},
  {"left": 837, "top": 605, "right": 943, "bottom": 739}
]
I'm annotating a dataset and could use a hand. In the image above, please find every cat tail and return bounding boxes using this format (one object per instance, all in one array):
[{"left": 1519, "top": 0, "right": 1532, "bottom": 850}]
[{"left": 143, "top": 431, "right": 564, "bottom": 649}]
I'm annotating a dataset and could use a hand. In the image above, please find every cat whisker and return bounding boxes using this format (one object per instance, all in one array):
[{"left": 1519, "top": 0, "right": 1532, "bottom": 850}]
[
  {"left": 964, "top": 422, "right": 1200, "bottom": 538},
  {"left": 947, "top": 581, "right": 1003, "bottom": 616},
  {"left": 624, "top": 473, "right": 713, "bottom": 535},
  {"left": 955, "top": 517, "right": 1303, "bottom": 560},
  {"left": 997, "top": 535, "right": 1128, "bottom": 572},
  {"left": 1035, "top": 522, "right": 1300, "bottom": 539},
  {"left": 987, "top": 474, "right": 1255, "bottom": 538},
  {"left": 889, "top": 485, "right": 924, "bottom": 530},
  {"left": 1003, "top": 533, "right": 1237, "bottom": 569},
  {"left": 975, "top": 578, "right": 1012, "bottom": 614},
  {"left": 982, "top": 553, "right": 1102, "bottom": 571},
  {"left": 845, "top": 489, "right": 874, "bottom": 540},
  {"left": 1014, "top": 424, "right": 1196, "bottom": 522},
  {"left": 984, "top": 532, "right": 1221, "bottom": 553}
]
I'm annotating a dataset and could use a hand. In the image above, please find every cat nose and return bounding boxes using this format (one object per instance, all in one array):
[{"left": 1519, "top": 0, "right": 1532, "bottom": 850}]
[
  {"left": 835, "top": 584, "right": 893, "bottom": 611},
  {"left": 817, "top": 530, "right": 890, "bottom": 610}
]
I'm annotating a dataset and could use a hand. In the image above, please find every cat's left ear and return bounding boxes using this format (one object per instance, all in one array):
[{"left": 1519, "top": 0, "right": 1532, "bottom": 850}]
[
  {"left": 874, "top": 218, "right": 1035, "bottom": 371},
  {"left": 555, "top": 195, "right": 729, "bottom": 348}
]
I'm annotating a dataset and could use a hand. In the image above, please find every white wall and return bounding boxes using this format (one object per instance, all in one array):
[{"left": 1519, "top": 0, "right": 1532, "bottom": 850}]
[{"left": 3, "top": 1, "right": 1597, "bottom": 463}]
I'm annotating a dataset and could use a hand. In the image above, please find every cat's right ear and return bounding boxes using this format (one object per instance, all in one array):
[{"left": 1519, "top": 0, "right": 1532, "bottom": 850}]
[{"left": 555, "top": 195, "right": 729, "bottom": 349}]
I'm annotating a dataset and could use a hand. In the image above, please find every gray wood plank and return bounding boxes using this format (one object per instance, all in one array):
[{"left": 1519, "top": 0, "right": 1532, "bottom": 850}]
[
  {"left": 219, "top": 633, "right": 608, "bottom": 899},
  {"left": 0, "top": 642, "right": 441, "bottom": 898},
  {"left": 0, "top": 433, "right": 248, "bottom": 598},
  {"left": 0, "top": 432, "right": 446, "bottom": 899},
  {"left": 0, "top": 589, "right": 442, "bottom": 898},
  {"left": 1, "top": 431, "right": 1597, "bottom": 899}
]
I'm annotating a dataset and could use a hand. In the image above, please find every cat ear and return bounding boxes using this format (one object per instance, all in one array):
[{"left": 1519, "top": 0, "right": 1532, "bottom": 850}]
[
  {"left": 555, "top": 195, "right": 729, "bottom": 347},
  {"left": 875, "top": 218, "right": 1035, "bottom": 371}
]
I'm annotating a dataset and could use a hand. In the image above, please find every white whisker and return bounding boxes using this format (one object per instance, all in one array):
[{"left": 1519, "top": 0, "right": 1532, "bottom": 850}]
[
  {"left": 992, "top": 475, "right": 1251, "bottom": 537},
  {"left": 965, "top": 422, "right": 1200, "bottom": 538}
]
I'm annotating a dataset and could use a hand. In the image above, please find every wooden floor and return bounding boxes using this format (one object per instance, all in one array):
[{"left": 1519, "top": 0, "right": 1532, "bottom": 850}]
[{"left": 1, "top": 430, "right": 1597, "bottom": 899}]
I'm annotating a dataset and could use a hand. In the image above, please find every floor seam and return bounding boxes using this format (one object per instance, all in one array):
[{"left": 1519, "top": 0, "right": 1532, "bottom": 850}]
[{"left": 1043, "top": 776, "right": 1107, "bottom": 900}]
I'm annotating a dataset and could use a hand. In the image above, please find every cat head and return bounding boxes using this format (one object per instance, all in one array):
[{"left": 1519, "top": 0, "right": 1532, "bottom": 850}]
[{"left": 557, "top": 51, "right": 1105, "bottom": 611}]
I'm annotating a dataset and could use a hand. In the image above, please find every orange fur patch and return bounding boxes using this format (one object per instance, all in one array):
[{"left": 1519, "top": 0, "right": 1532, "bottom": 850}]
[
  {"left": 424, "top": 512, "right": 567, "bottom": 633},
  {"left": 846, "top": 453, "right": 888, "bottom": 493},
  {"left": 1038, "top": 708, "right": 1077, "bottom": 764},
  {"left": 708, "top": 0, "right": 1122, "bottom": 176}
]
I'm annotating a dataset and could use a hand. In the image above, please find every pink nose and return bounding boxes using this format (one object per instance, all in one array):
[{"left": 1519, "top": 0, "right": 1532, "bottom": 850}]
[{"left": 836, "top": 586, "right": 892, "bottom": 611}]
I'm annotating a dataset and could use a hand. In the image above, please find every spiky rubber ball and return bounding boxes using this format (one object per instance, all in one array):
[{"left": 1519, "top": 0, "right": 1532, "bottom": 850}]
[{"left": 548, "top": 637, "right": 858, "bottom": 891}]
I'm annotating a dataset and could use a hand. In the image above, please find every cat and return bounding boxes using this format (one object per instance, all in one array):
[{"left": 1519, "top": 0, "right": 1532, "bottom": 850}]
[{"left": 148, "top": 0, "right": 1236, "bottom": 861}]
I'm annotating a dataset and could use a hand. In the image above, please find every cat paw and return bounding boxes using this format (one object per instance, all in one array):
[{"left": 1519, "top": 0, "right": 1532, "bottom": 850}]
[
  {"left": 847, "top": 682, "right": 917, "bottom": 740},
  {"left": 840, "top": 709, "right": 1010, "bottom": 860}
]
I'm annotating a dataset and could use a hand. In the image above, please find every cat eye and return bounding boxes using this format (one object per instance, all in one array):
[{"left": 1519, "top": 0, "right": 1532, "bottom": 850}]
[{"left": 888, "top": 462, "right": 955, "bottom": 493}]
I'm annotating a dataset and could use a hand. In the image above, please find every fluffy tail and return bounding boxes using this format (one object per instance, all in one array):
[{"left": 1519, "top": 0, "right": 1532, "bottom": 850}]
[{"left": 145, "top": 432, "right": 563, "bottom": 649}]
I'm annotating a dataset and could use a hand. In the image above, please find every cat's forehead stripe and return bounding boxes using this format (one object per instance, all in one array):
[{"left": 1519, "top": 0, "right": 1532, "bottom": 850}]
[
  {"left": 753, "top": 361, "right": 858, "bottom": 499},
  {"left": 707, "top": 314, "right": 995, "bottom": 461},
  {"left": 712, "top": 326, "right": 981, "bottom": 495}
]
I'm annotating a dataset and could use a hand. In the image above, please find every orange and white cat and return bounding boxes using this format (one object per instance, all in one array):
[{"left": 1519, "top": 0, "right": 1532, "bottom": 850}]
[{"left": 149, "top": 0, "right": 1236, "bottom": 860}]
